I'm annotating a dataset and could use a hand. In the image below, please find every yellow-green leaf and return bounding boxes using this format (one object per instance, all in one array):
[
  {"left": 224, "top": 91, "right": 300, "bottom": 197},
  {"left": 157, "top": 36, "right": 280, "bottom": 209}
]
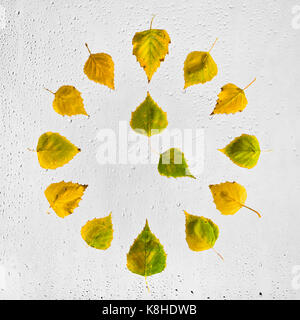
[
  {"left": 127, "top": 220, "right": 166, "bottom": 277},
  {"left": 37, "top": 132, "right": 80, "bottom": 169},
  {"left": 84, "top": 43, "right": 115, "bottom": 89},
  {"left": 158, "top": 148, "right": 195, "bottom": 179},
  {"left": 45, "top": 181, "right": 87, "bottom": 218},
  {"left": 132, "top": 19, "right": 171, "bottom": 82},
  {"left": 47, "top": 85, "right": 87, "bottom": 116},
  {"left": 185, "top": 211, "right": 219, "bottom": 251},
  {"left": 184, "top": 39, "right": 218, "bottom": 88},
  {"left": 209, "top": 181, "right": 261, "bottom": 218},
  {"left": 81, "top": 213, "right": 113, "bottom": 250},
  {"left": 211, "top": 79, "right": 256, "bottom": 115},
  {"left": 219, "top": 134, "right": 260, "bottom": 169},
  {"left": 130, "top": 92, "right": 168, "bottom": 136}
]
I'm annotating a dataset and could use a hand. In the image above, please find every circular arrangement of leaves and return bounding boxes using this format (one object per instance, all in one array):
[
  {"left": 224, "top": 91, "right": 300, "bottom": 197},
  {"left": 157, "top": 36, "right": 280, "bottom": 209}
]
[{"left": 33, "top": 18, "right": 262, "bottom": 290}]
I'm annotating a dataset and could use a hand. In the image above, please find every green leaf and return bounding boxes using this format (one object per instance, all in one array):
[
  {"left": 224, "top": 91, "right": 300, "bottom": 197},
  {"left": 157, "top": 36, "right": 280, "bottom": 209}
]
[
  {"left": 219, "top": 134, "right": 260, "bottom": 169},
  {"left": 130, "top": 92, "right": 168, "bottom": 136},
  {"left": 37, "top": 132, "right": 80, "bottom": 169},
  {"left": 127, "top": 220, "right": 166, "bottom": 277},
  {"left": 81, "top": 213, "right": 114, "bottom": 250},
  {"left": 158, "top": 148, "right": 196, "bottom": 179},
  {"left": 185, "top": 211, "right": 219, "bottom": 251}
]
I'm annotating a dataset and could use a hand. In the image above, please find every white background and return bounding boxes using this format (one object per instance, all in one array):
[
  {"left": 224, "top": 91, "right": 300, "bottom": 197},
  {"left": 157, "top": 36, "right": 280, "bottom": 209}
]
[{"left": 1, "top": 0, "right": 300, "bottom": 299}]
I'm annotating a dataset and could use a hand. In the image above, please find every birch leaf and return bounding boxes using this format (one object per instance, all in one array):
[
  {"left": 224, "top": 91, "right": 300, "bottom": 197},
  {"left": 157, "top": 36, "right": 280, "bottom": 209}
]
[
  {"left": 211, "top": 79, "right": 256, "bottom": 115},
  {"left": 84, "top": 43, "right": 115, "bottom": 89},
  {"left": 127, "top": 220, "right": 166, "bottom": 277},
  {"left": 132, "top": 18, "right": 171, "bottom": 82},
  {"left": 46, "top": 85, "right": 87, "bottom": 116},
  {"left": 130, "top": 92, "right": 168, "bottom": 136},
  {"left": 209, "top": 181, "right": 261, "bottom": 218},
  {"left": 184, "top": 39, "right": 218, "bottom": 88},
  {"left": 81, "top": 213, "right": 113, "bottom": 250},
  {"left": 219, "top": 134, "right": 260, "bottom": 169},
  {"left": 37, "top": 132, "right": 80, "bottom": 169},
  {"left": 45, "top": 181, "right": 87, "bottom": 218},
  {"left": 185, "top": 211, "right": 219, "bottom": 251},
  {"left": 158, "top": 148, "right": 196, "bottom": 179}
]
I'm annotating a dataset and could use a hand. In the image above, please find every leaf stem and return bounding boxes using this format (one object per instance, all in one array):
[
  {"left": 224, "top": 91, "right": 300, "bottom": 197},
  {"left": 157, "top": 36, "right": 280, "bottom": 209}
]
[
  {"left": 145, "top": 276, "right": 150, "bottom": 293},
  {"left": 150, "top": 15, "right": 156, "bottom": 29},
  {"left": 27, "top": 148, "right": 36, "bottom": 152},
  {"left": 226, "top": 194, "right": 261, "bottom": 218},
  {"left": 85, "top": 43, "right": 92, "bottom": 55},
  {"left": 243, "top": 78, "right": 256, "bottom": 90},
  {"left": 208, "top": 38, "right": 218, "bottom": 53},
  {"left": 44, "top": 88, "right": 55, "bottom": 95},
  {"left": 212, "top": 247, "right": 224, "bottom": 261},
  {"left": 241, "top": 203, "right": 261, "bottom": 218},
  {"left": 148, "top": 137, "right": 151, "bottom": 159},
  {"left": 148, "top": 137, "right": 160, "bottom": 155}
]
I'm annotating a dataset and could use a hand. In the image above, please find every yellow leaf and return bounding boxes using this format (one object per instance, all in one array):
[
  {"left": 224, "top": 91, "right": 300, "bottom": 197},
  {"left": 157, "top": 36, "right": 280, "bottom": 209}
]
[
  {"left": 132, "top": 17, "right": 171, "bottom": 82},
  {"left": 185, "top": 211, "right": 219, "bottom": 251},
  {"left": 211, "top": 79, "right": 256, "bottom": 115},
  {"left": 44, "top": 181, "right": 87, "bottom": 218},
  {"left": 184, "top": 38, "right": 218, "bottom": 88},
  {"left": 81, "top": 213, "right": 113, "bottom": 250},
  {"left": 46, "top": 86, "right": 88, "bottom": 116},
  {"left": 209, "top": 181, "right": 261, "bottom": 218},
  {"left": 84, "top": 43, "right": 115, "bottom": 89},
  {"left": 37, "top": 132, "right": 80, "bottom": 169}
]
